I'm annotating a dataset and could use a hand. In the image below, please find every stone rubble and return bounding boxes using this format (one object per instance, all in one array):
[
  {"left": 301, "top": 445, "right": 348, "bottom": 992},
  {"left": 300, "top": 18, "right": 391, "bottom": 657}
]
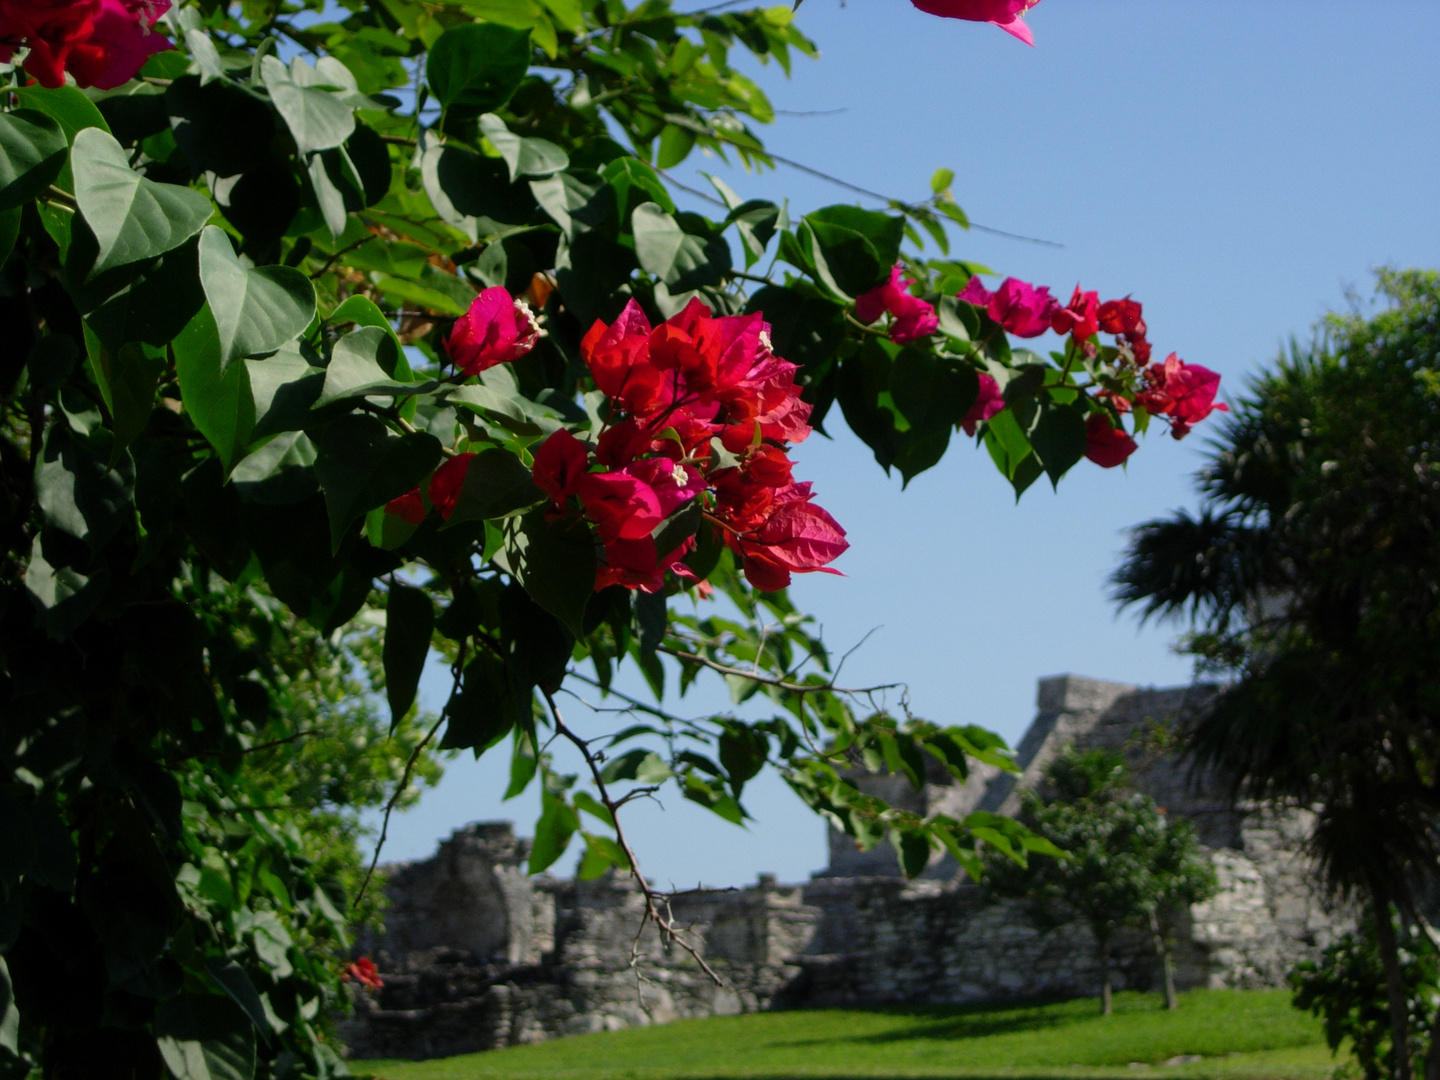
[{"left": 340, "top": 675, "right": 1350, "bottom": 1061}]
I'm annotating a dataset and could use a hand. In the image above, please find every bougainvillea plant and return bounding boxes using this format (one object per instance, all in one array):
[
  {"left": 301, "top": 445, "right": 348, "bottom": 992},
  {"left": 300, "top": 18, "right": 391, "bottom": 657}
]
[{"left": 0, "top": 0, "right": 1223, "bottom": 1072}]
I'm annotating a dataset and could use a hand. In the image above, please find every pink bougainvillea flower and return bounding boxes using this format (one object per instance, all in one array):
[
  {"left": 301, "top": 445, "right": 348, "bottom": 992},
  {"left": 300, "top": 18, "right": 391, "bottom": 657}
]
[
  {"left": 855, "top": 265, "right": 939, "bottom": 345},
  {"left": 69, "top": 0, "right": 173, "bottom": 90},
  {"left": 1084, "top": 413, "right": 1138, "bottom": 469},
  {"left": 580, "top": 300, "right": 675, "bottom": 419},
  {"left": 427, "top": 453, "right": 475, "bottom": 522},
  {"left": 1097, "top": 297, "right": 1144, "bottom": 337},
  {"left": 960, "top": 373, "right": 1005, "bottom": 436},
  {"left": 447, "top": 286, "right": 540, "bottom": 376},
  {"left": 958, "top": 276, "right": 1059, "bottom": 339},
  {"left": 0, "top": 0, "right": 172, "bottom": 90},
  {"left": 385, "top": 489, "right": 426, "bottom": 525},
  {"left": 622, "top": 457, "right": 706, "bottom": 519},
  {"left": 596, "top": 536, "right": 696, "bottom": 594},
  {"left": 342, "top": 957, "right": 384, "bottom": 989},
  {"left": 1136, "top": 353, "right": 1228, "bottom": 440},
  {"left": 574, "top": 471, "right": 664, "bottom": 543},
  {"left": 909, "top": 0, "right": 1041, "bottom": 45},
  {"left": 532, "top": 429, "right": 589, "bottom": 503},
  {"left": 1051, "top": 285, "right": 1100, "bottom": 342}
]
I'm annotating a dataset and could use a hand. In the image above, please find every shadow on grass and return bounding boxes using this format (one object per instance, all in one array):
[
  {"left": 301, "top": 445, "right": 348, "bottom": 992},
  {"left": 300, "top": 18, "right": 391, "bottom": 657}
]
[{"left": 777, "top": 996, "right": 1093, "bottom": 1048}]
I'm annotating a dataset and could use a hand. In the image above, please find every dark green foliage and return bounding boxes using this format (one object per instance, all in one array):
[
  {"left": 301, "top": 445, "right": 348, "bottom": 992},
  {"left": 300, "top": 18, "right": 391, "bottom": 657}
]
[
  {"left": 1113, "top": 271, "right": 1440, "bottom": 1077},
  {"left": 1291, "top": 913, "right": 1438, "bottom": 1080}
]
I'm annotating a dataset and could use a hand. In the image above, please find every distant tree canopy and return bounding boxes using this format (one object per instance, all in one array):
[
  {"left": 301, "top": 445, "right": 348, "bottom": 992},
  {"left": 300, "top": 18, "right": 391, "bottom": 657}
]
[
  {"left": 1113, "top": 269, "right": 1440, "bottom": 1080},
  {"left": 983, "top": 748, "right": 1215, "bottom": 1015}
]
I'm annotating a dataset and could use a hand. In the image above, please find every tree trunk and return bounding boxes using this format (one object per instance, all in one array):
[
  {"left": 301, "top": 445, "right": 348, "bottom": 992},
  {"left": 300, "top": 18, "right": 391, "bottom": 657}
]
[
  {"left": 1098, "top": 933, "right": 1113, "bottom": 1016},
  {"left": 1149, "top": 909, "right": 1179, "bottom": 1010},
  {"left": 1424, "top": 1008, "right": 1440, "bottom": 1080},
  {"left": 1367, "top": 884, "right": 1413, "bottom": 1080}
]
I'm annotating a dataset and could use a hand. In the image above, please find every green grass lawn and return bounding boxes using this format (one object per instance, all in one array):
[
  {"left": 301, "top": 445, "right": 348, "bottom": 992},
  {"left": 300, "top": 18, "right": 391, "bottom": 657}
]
[{"left": 353, "top": 988, "right": 1339, "bottom": 1080}]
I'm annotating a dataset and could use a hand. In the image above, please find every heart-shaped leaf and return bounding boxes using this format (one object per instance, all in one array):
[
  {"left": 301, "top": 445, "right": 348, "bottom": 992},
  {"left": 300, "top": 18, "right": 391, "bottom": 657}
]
[
  {"left": 480, "top": 114, "right": 568, "bottom": 181},
  {"left": 0, "top": 110, "right": 68, "bottom": 213},
  {"left": 259, "top": 55, "right": 356, "bottom": 156},
  {"left": 427, "top": 24, "right": 531, "bottom": 114},
  {"left": 312, "top": 414, "right": 443, "bottom": 549},
  {"left": 72, "top": 127, "right": 212, "bottom": 278},
  {"left": 198, "top": 226, "right": 316, "bottom": 371}
]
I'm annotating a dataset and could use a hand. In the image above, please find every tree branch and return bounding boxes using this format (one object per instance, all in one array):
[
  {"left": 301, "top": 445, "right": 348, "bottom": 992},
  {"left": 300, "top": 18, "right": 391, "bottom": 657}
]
[{"left": 543, "top": 688, "right": 725, "bottom": 988}]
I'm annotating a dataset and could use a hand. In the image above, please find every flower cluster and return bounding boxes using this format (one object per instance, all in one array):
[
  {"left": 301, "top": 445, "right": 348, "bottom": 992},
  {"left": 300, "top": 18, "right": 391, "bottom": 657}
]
[
  {"left": 0, "top": 0, "right": 172, "bottom": 90},
  {"left": 855, "top": 265, "right": 939, "bottom": 344},
  {"left": 384, "top": 290, "right": 847, "bottom": 595},
  {"left": 341, "top": 957, "right": 383, "bottom": 990},
  {"left": 533, "top": 298, "right": 847, "bottom": 593},
  {"left": 909, "top": 0, "right": 1043, "bottom": 45},
  {"left": 953, "top": 275, "right": 1225, "bottom": 466}
]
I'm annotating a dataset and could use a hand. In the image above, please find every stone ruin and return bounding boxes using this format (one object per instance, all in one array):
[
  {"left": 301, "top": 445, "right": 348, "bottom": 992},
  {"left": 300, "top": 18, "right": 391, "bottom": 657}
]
[{"left": 339, "top": 675, "right": 1349, "bottom": 1061}]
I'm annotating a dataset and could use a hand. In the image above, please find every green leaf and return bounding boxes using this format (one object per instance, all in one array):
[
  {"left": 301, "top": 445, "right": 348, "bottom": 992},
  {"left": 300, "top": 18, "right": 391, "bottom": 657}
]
[
  {"left": 1029, "top": 399, "right": 1089, "bottom": 488},
  {"left": 14, "top": 84, "right": 108, "bottom": 144},
  {"left": 889, "top": 349, "right": 979, "bottom": 437},
  {"left": 104, "top": 343, "right": 164, "bottom": 460},
  {"left": 930, "top": 167, "right": 955, "bottom": 195},
  {"left": 329, "top": 294, "right": 406, "bottom": 362},
  {"left": 154, "top": 994, "right": 257, "bottom": 1080},
  {"left": 172, "top": 306, "right": 254, "bottom": 472},
  {"left": 202, "top": 958, "right": 274, "bottom": 1042},
  {"left": 384, "top": 582, "right": 434, "bottom": 729},
  {"left": 315, "top": 327, "right": 436, "bottom": 406},
  {"left": 71, "top": 127, "right": 213, "bottom": 278},
  {"left": 632, "top": 203, "right": 729, "bottom": 291},
  {"left": 35, "top": 422, "right": 134, "bottom": 550},
  {"left": 13, "top": 85, "right": 108, "bottom": 193},
  {"left": 0, "top": 206, "right": 17, "bottom": 268},
  {"left": 529, "top": 791, "right": 580, "bottom": 873},
  {"left": 259, "top": 55, "right": 357, "bottom": 155},
  {"left": 576, "top": 831, "right": 626, "bottom": 880},
  {"left": 24, "top": 533, "right": 109, "bottom": 640},
  {"left": 603, "top": 157, "right": 674, "bottom": 217},
  {"left": 725, "top": 199, "right": 781, "bottom": 267},
  {"left": 504, "top": 509, "right": 596, "bottom": 638},
  {"left": 682, "top": 772, "right": 744, "bottom": 825},
  {"left": 480, "top": 114, "right": 568, "bottom": 181},
  {"left": 599, "top": 749, "right": 672, "bottom": 785},
  {"left": 896, "top": 829, "right": 932, "bottom": 878},
  {"left": 198, "top": 227, "right": 316, "bottom": 371},
  {"left": 0, "top": 957, "right": 18, "bottom": 1055},
  {"left": 444, "top": 447, "right": 544, "bottom": 524},
  {"left": 165, "top": 77, "right": 276, "bottom": 179},
  {"left": 0, "top": 110, "right": 68, "bottom": 212},
  {"left": 441, "top": 652, "right": 519, "bottom": 755},
  {"left": 231, "top": 430, "right": 319, "bottom": 505},
  {"left": 572, "top": 791, "right": 614, "bottom": 828},
  {"left": 801, "top": 205, "right": 904, "bottom": 297},
  {"left": 427, "top": 23, "right": 531, "bottom": 113},
  {"left": 311, "top": 414, "right": 444, "bottom": 550}
]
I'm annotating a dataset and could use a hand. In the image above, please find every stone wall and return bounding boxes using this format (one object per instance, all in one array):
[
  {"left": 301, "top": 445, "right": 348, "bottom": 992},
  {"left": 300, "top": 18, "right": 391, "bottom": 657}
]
[{"left": 341, "top": 675, "right": 1350, "bottom": 1061}]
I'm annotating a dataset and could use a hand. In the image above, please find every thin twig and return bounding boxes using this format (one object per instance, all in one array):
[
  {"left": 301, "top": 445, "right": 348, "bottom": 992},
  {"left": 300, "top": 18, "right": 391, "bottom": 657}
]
[
  {"left": 310, "top": 234, "right": 377, "bottom": 279},
  {"left": 655, "top": 168, "right": 730, "bottom": 209},
  {"left": 355, "top": 642, "right": 464, "bottom": 907},
  {"left": 657, "top": 645, "right": 902, "bottom": 697},
  {"left": 542, "top": 688, "right": 725, "bottom": 987}
]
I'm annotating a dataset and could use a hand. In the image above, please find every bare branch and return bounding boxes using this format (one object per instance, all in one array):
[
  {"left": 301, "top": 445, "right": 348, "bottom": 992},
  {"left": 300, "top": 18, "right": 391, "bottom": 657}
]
[
  {"left": 542, "top": 688, "right": 725, "bottom": 988},
  {"left": 355, "top": 641, "right": 464, "bottom": 908},
  {"left": 656, "top": 644, "right": 903, "bottom": 697}
]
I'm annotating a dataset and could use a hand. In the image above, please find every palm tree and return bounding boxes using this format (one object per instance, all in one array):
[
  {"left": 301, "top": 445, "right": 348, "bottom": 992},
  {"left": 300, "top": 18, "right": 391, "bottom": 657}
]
[{"left": 1112, "top": 271, "right": 1440, "bottom": 1080}]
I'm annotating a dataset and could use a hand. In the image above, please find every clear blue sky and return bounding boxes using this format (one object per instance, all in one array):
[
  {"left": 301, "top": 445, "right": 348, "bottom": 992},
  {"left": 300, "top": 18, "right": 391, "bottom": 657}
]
[{"left": 367, "top": 1, "right": 1440, "bottom": 887}]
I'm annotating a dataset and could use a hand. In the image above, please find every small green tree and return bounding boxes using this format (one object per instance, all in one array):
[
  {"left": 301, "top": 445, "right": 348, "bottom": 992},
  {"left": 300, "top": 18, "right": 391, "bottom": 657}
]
[
  {"left": 1291, "top": 912, "right": 1439, "bottom": 1080},
  {"left": 985, "top": 748, "right": 1216, "bottom": 1014}
]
